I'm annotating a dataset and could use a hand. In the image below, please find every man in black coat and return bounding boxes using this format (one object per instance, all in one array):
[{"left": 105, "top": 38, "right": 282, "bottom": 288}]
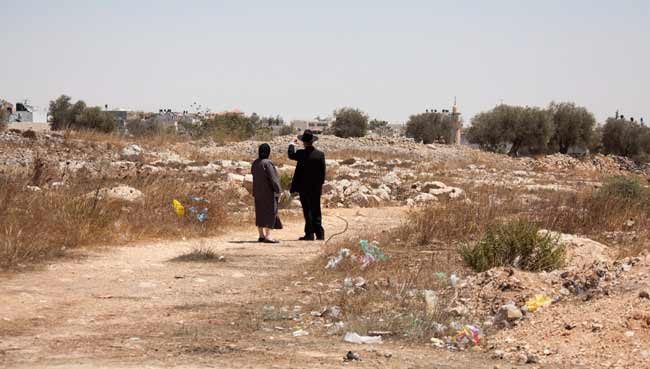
[{"left": 288, "top": 129, "right": 326, "bottom": 241}]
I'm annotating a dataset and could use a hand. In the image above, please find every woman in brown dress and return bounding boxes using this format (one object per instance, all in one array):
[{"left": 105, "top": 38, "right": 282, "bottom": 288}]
[{"left": 251, "top": 143, "right": 283, "bottom": 243}]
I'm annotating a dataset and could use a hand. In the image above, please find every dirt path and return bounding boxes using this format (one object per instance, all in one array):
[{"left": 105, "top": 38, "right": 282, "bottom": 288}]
[{"left": 1, "top": 207, "right": 517, "bottom": 369}]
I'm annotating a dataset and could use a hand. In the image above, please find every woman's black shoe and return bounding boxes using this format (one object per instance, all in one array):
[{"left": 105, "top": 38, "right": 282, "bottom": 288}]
[
  {"left": 299, "top": 235, "right": 315, "bottom": 241},
  {"left": 258, "top": 237, "right": 266, "bottom": 242}
]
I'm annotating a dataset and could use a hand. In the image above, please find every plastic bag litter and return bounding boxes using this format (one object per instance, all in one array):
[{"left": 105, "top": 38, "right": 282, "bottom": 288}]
[
  {"left": 525, "top": 294, "right": 552, "bottom": 312},
  {"left": 450, "top": 273, "right": 460, "bottom": 287},
  {"left": 423, "top": 290, "right": 438, "bottom": 315},
  {"left": 456, "top": 325, "right": 481, "bottom": 346},
  {"left": 430, "top": 337, "right": 445, "bottom": 348},
  {"left": 326, "top": 248, "right": 351, "bottom": 269},
  {"left": 188, "top": 206, "right": 209, "bottom": 222},
  {"left": 172, "top": 199, "right": 185, "bottom": 217},
  {"left": 292, "top": 329, "right": 309, "bottom": 337},
  {"left": 343, "top": 332, "right": 382, "bottom": 344},
  {"left": 358, "top": 240, "right": 388, "bottom": 269}
]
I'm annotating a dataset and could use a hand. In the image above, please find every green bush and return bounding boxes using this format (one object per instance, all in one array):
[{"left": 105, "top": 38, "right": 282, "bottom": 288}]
[
  {"left": 460, "top": 219, "right": 565, "bottom": 272},
  {"left": 279, "top": 172, "right": 292, "bottom": 190},
  {"left": 597, "top": 176, "right": 647, "bottom": 201},
  {"left": 126, "top": 119, "right": 175, "bottom": 137},
  {"left": 47, "top": 95, "right": 116, "bottom": 132}
]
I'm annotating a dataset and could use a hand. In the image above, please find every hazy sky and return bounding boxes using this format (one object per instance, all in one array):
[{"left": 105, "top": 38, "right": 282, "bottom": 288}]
[{"left": 2, "top": 0, "right": 648, "bottom": 123}]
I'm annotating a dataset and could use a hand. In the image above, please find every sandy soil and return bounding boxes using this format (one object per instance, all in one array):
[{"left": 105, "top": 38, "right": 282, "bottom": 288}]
[{"left": 1, "top": 207, "right": 530, "bottom": 369}]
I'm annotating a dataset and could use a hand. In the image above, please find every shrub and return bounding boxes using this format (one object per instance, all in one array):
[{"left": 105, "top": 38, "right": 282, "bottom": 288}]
[
  {"left": 467, "top": 105, "right": 553, "bottom": 156},
  {"left": 198, "top": 113, "right": 258, "bottom": 141},
  {"left": 126, "top": 119, "right": 174, "bottom": 137},
  {"left": 460, "top": 219, "right": 565, "bottom": 272},
  {"left": 405, "top": 112, "right": 454, "bottom": 144},
  {"left": 369, "top": 119, "right": 388, "bottom": 131},
  {"left": 278, "top": 125, "right": 294, "bottom": 136},
  {"left": 76, "top": 107, "right": 117, "bottom": 133},
  {"left": 331, "top": 107, "right": 368, "bottom": 138},
  {"left": 597, "top": 176, "right": 647, "bottom": 201},
  {"left": 170, "top": 247, "right": 224, "bottom": 262}
]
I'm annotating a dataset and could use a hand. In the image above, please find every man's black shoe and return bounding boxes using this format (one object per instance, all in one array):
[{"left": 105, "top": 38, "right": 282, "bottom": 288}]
[{"left": 299, "top": 235, "right": 315, "bottom": 241}]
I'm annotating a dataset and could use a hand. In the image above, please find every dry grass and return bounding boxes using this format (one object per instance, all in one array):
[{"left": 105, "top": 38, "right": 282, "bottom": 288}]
[
  {"left": 0, "top": 175, "right": 231, "bottom": 271},
  {"left": 299, "top": 177, "right": 650, "bottom": 342},
  {"left": 170, "top": 247, "right": 225, "bottom": 262}
]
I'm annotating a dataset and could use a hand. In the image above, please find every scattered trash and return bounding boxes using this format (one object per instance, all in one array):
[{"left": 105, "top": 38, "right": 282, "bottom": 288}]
[
  {"left": 187, "top": 206, "right": 209, "bottom": 222},
  {"left": 326, "top": 248, "right": 351, "bottom": 269},
  {"left": 343, "top": 332, "right": 382, "bottom": 344},
  {"left": 624, "top": 330, "right": 635, "bottom": 338},
  {"left": 525, "top": 294, "right": 552, "bottom": 312},
  {"left": 344, "top": 351, "right": 361, "bottom": 362},
  {"left": 327, "top": 321, "right": 345, "bottom": 335},
  {"left": 343, "top": 277, "right": 366, "bottom": 289},
  {"left": 433, "top": 322, "right": 446, "bottom": 334},
  {"left": 358, "top": 240, "right": 388, "bottom": 269},
  {"left": 430, "top": 337, "right": 445, "bottom": 348},
  {"left": 449, "top": 321, "right": 463, "bottom": 331},
  {"left": 456, "top": 325, "right": 481, "bottom": 346},
  {"left": 326, "top": 305, "right": 342, "bottom": 319},
  {"left": 173, "top": 199, "right": 185, "bottom": 217},
  {"left": 292, "top": 329, "right": 309, "bottom": 337},
  {"left": 423, "top": 290, "right": 438, "bottom": 315},
  {"left": 450, "top": 273, "right": 460, "bottom": 287},
  {"left": 368, "top": 330, "right": 393, "bottom": 336}
]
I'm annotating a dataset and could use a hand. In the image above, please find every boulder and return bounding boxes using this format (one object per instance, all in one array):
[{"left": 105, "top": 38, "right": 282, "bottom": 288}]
[
  {"left": 382, "top": 172, "right": 401, "bottom": 186},
  {"left": 120, "top": 144, "right": 143, "bottom": 161},
  {"left": 226, "top": 173, "right": 245, "bottom": 182},
  {"left": 89, "top": 185, "right": 144, "bottom": 204},
  {"left": 495, "top": 303, "right": 523, "bottom": 326},
  {"left": 414, "top": 193, "right": 437, "bottom": 204},
  {"left": 349, "top": 193, "right": 369, "bottom": 207},
  {"left": 539, "top": 231, "right": 613, "bottom": 268}
]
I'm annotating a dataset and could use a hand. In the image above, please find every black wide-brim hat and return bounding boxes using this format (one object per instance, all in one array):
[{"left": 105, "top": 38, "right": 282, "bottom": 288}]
[{"left": 298, "top": 129, "right": 318, "bottom": 143}]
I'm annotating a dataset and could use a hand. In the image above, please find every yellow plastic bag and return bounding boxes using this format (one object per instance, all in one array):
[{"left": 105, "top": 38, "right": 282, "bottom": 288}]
[
  {"left": 172, "top": 199, "right": 185, "bottom": 217},
  {"left": 526, "top": 294, "right": 551, "bottom": 312}
]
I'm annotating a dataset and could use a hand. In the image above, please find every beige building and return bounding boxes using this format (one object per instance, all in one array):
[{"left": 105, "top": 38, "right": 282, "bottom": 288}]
[{"left": 290, "top": 116, "right": 331, "bottom": 134}]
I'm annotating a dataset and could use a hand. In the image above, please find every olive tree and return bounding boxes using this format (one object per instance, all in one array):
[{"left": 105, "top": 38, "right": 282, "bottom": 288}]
[
  {"left": 331, "top": 107, "right": 368, "bottom": 138},
  {"left": 548, "top": 102, "right": 596, "bottom": 153},
  {"left": 0, "top": 102, "right": 8, "bottom": 131},
  {"left": 467, "top": 105, "right": 553, "bottom": 156},
  {"left": 48, "top": 95, "right": 73, "bottom": 130},
  {"left": 601, "top": 118, "right": 648, "bottom": 158},
  {"left": 48, "top": 95, "right": 116, "bottom": 132},
  {"left": 405, "top": 112, "right": 454, "bottom": 144}
]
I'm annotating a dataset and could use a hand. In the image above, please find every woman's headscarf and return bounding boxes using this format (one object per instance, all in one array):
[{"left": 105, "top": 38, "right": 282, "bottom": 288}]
[{"left": 258, "top": 143, "right": 271, "bottom": 160}]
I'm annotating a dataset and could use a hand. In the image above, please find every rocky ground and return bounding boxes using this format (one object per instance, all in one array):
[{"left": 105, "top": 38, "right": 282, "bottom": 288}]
[
  {"left": 2, "top": 130, "right": 648, "bottom": 210},
  {"left": 1, "top": 129, "right": 650, "bottom": 368}
]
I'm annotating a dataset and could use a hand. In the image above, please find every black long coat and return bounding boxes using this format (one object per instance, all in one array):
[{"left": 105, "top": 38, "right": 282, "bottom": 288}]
[
  {"left": 288, "top": 145, "right": 326, "bottom": 194},
  {"left": 251, "top": 158, "right": 282, "bottom": 229}
]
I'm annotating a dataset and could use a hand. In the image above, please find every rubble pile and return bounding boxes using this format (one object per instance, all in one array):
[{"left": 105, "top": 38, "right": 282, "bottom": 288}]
[{"left": 427, "top": 233, "right": 649, "bottom": 368}]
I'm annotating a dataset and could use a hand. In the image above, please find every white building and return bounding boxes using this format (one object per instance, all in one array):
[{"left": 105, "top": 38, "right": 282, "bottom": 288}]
[{"left": 9, "top": 101, "right": 34, "bottom": 123}]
